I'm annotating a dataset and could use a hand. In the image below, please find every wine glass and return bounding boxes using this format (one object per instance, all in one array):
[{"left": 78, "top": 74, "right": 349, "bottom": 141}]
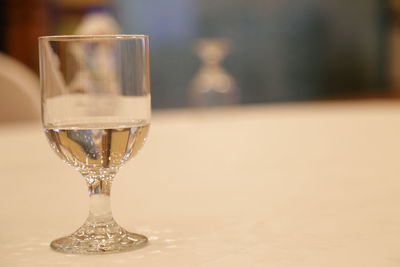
[
  {"left": 39, "top": 35, "right": 151, "bottom": 254},
  {"left": 188, "top": 38, "right": 239, "bottom": 106}
]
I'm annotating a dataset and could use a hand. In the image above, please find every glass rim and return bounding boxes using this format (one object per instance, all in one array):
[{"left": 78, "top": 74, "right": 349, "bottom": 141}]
[{"left": 39, "top": 34, "right": 149, "bottom": 41}]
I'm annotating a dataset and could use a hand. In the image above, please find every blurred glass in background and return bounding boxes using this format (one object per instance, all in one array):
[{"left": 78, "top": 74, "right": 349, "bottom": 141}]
[{"left": 0, "top": 0, "right": 395, "bottom": 111}]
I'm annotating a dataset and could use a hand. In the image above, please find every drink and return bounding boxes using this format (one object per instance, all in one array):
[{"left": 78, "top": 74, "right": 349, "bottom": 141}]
[
  {"left": 40, "top": 35, "right": 151, "bottom": 253},
  {"left": 45, "top": 121, "right": 149, "bottom": 172}
]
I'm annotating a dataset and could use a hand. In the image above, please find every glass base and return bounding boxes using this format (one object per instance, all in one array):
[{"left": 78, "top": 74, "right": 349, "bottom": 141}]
[{"left": 50, "top": 219, "right": 148, "bottom": 254}]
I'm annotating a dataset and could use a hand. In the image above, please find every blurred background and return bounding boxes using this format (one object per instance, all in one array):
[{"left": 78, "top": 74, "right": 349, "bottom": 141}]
[{"left": 0, "top": 0, "right": 399, "bottom": 113}]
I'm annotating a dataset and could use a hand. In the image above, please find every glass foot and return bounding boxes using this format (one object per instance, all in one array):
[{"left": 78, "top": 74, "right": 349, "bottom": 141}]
[{"left": 50, "top": 219, "right": 148, "bottom": 254}]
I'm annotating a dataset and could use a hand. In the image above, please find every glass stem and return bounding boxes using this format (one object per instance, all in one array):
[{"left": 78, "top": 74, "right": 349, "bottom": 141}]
[{"left": 87, "top": 179, "right": 113, "bottom": 224}]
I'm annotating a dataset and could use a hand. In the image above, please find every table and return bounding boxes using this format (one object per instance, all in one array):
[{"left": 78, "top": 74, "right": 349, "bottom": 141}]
[{"left": 1, "top": 100, "right": 400, "bottom": 266}]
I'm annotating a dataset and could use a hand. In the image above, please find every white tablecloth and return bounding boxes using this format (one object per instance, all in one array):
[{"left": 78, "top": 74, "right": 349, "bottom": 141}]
[{"left": 1, "top": 100, "right": 400, "bottom": 266}]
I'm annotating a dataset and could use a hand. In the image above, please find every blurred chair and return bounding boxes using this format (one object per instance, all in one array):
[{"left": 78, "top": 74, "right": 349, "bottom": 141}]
[
  {"left": 69, "top": 12, "right": 121, "bottom": 94},
  {"left": 0, "top": 52, "right": 40, "bottom": 122},
  {"left": 74, "top": 12, "right": 121, "bottom": 35}
]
